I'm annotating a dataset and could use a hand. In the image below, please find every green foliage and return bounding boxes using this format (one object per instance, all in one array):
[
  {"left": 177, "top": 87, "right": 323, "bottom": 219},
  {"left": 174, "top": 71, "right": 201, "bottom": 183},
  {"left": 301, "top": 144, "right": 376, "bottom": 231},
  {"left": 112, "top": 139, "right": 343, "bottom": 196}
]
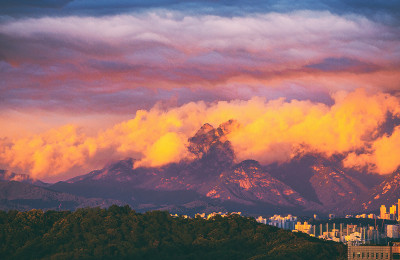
[{"left": 0, "top": 206, "right": 346, "bottom": 259}]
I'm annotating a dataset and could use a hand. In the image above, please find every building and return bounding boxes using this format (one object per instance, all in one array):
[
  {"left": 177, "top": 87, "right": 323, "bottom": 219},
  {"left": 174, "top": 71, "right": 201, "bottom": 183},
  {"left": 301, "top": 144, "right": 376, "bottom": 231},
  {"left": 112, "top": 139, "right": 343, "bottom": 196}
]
[
  {"left": 321, "top": 228, "right": 341, "bottom": 242},
  {"left": 345, "top": 232, "right": 363, "bottom": 245},
  {"left": 267, "top": 214, "right": 297, "bottom": 230},
  {"left": 256, "top": 216, "right": 267, "bottom": 224},
  {"left": 381, "top": 205, "right": 391, "bottom": 220},
  {"left": 348, "top": 243, "right": 400, "bottom": 260},
  {"left": 356, "top": 213, "right": 378, "bottom": 219},
  {"left": 380, "top": 201, "right": 400, "bottom": 220},
  {"left": 355, "top": 213, "right": 376, "bottom": 219},
  {"left": 387, "top": 225, "right": 400, "bottom": 239},
  {"left": 195, "top": 213, "right": 206, "bottom": 218},
  {"left": 366, "top": 227, "right": 380, "bottom": 244},
  {"left": 256, "top": 214, "right": 298, "bottom": 230},
  {"left": 391, "top": 205, "right": 397, "bottom": 215},
  {"left": 398, "top": 199, "right": 400, "bottom": 221},
  {"left": 348, "top": 245, "right": 391, "bottom": 260},
  {"left": 294, "top": 221, "right": 313, "bottom": 235}
]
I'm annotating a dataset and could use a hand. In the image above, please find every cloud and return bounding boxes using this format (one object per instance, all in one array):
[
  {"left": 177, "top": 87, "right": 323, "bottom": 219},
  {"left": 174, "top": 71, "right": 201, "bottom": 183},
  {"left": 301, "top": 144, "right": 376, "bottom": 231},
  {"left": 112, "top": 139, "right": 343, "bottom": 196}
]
[
  {"left": 1, "top": 1, "right": 400, "bottom": 26},
  {"left": 305, "top": 57, "right": 379, "bottom": 73},
  {"left": 0, "top": 0, "right": 72, "bottom": 9},
  {"left": 0, "top": 11, "right": 399, "bottom": 114},
  {"left": 1, "top": 8, "right": 399, "bottom": 181},
  {"left": 343, "top": 125, "right": 400, "bottom": 174},
  {"left": 0, "top": 89, "right": 399, "bottom": 181},
  {"left": 228, "top": 89, "right": 400, "bottom": 165}
]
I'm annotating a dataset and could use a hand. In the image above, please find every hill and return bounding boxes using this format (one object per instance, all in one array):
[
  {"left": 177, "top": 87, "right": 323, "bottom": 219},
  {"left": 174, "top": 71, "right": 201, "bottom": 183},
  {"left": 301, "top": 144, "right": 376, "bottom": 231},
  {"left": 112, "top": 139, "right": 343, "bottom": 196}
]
[
  {"left": 0, "top": 205, "right": 346, "bottom": 260},
  {"left": 0, "top": 180, "right": 122, "bottom": 211}
]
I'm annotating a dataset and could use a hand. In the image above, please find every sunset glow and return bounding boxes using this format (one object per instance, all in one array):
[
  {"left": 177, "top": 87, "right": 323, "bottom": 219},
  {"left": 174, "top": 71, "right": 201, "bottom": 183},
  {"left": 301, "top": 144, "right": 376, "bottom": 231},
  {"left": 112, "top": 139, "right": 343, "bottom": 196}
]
[{"left": 1, "top": 1, "right": 399, "bottom": 182}]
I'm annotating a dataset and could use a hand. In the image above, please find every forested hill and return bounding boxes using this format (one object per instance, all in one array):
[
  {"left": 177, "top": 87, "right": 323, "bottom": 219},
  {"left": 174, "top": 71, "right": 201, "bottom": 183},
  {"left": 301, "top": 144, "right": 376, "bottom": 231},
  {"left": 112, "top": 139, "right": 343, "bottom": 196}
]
[{"left": 0, "top": 206, "right": 346, "bottom": 260}]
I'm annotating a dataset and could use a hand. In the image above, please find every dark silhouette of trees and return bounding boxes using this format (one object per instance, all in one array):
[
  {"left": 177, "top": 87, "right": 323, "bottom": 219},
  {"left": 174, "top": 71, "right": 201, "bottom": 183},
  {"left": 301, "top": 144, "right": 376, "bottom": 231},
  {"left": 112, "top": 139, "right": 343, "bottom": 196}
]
[{"left": 0, "top": 206, "right": 346, "bottom": 259}]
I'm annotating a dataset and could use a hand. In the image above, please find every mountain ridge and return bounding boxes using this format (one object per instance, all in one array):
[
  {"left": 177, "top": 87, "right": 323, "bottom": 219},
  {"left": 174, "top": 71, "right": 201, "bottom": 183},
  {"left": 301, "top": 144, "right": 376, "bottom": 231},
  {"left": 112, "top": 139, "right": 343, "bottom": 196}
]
[
  {"left": 0, "top": 121, "right": 392, "bottom": 216},
  {"left": 0, "top": 180, "right": 123, "bottom": 211}
]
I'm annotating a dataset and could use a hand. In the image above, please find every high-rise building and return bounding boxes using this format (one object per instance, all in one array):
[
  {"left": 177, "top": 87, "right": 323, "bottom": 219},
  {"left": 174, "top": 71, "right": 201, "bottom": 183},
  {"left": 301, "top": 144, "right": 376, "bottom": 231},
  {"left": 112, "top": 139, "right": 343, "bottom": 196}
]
[
  {"left": 256, "top": 216, "right": 267, "bottom": 224},
  {"left": 380, "top": 200, "right": 400, "bottom": 220},
  {"left": 387, "top": 225, "right": 400, "bottom": 238},
  {"left": 390, "top": 205, "right": 397, "bottom": 215},
  {"left": 267, "top": 214, "right": 297, "bottom": 230},
  {"left": 398, "top": 199, "right": 400, "bottom": 221},
  {"left": 380, "top": 205, "right": 387, "bottom": 219},
  {"left": 294, "top": 222, "right": 313, "bottom": 234}
]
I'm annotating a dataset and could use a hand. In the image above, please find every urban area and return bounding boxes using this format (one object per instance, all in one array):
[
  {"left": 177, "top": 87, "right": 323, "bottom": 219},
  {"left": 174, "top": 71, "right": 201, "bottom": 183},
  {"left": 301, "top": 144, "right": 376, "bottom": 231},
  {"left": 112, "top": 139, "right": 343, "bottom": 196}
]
[{"left": 173, "top": 199, "right": 400, "bottom": 259}]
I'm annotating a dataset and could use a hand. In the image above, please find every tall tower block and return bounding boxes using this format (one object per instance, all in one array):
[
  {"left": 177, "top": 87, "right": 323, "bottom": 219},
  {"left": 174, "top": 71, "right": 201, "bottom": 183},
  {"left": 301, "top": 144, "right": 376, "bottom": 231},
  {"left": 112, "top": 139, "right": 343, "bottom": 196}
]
[
  {"left": 398, "top": 199, "right": 400, "bottom": 220},
  {"left": 380, "top": 205, "right": 387, "bottom": 220},
  {"left": 390, "top": 205, "right": 397, "bottom": 215},
  {"left": 390, "top": 205, "right": 397, "bottom": 220}
]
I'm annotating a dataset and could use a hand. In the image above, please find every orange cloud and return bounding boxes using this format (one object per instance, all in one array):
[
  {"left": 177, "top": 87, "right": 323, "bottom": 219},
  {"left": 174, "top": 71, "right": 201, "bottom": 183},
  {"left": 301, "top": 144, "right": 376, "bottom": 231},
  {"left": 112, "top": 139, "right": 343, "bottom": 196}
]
[
  {"left": 0, "top": 89, "right": 399, "bottom": 180},
  {"left": 227, "top": 89, "right": 400, "bottom": 164},
  {"left": 0, "top": 125, "right": 90, "bottom": 178},
  {"left": 344, "top": 125, "right": 400, "bottom": 174}
]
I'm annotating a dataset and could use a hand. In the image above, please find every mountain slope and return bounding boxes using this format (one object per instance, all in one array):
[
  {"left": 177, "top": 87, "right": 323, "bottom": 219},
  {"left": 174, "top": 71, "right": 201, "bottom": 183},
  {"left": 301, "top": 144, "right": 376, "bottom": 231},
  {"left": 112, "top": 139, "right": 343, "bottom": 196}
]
[
  {"left": 351, "top": 169, "right": 400, "bottom": 213},
  {"left": 50, "top": 121, "right": 321, "bottom": 214},
  {"left": 0, "top": 169, "right": 47, "bottom": 187},
  {"left": 5, "top": 120, "right": 385, "bottom": 215},
  {"left": 268, "top": 155, "right": 374, "bottom": 211},
  {"left": 309, "top": 159, "right": 368, "bottom": 209},
  {"left": 205, "top": 160, "right": 324, "bottom": 211},
  {"left": 0, "top": 180, "right": 122, "bottom": 211}
]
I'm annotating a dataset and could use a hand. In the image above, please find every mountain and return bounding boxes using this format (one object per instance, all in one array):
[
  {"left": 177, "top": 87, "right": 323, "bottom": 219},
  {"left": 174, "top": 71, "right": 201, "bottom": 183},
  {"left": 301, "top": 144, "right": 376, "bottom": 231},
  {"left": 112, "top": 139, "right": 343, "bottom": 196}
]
[
  {"left": 49, "top": 121, "right": 322, "bottom": 215},
  {"left": 0, "top": 169, "right": 48, "bottom": 187},
  {"left": 196, "top": 160, "right": 320, "bottom": 209},
  {"left": 0, "top": 180, "right": 122, "bottom": 211},
  {"left": 2, "top": 120, "right": 386, "bottom": 215},
  {"left": 267, "top": 155, "right": 381, "bottom": 213},
  {"left": 350, "top": 168, "right": 400, "bottom": 213}
]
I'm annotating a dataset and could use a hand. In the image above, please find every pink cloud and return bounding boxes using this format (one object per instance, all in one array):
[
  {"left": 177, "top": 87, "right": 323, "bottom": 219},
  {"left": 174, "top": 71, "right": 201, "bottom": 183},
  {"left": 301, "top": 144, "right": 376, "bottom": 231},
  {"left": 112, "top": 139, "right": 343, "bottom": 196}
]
[{"left": 0, "top": 11, "right": 398, "bottom": 107}]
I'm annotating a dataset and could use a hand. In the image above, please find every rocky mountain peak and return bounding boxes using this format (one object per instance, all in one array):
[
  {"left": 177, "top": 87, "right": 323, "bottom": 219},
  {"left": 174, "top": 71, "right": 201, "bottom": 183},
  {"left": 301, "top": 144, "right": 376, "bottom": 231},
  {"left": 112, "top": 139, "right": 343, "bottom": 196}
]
[
  {"left": 188, "top": 121, "right": 235, "bottom": 165},
  {"left": 218, "top": 119, "right": 239, "bottom": 135},
  {"left": 235, "top": 160, "right": 261, "bottom": 170},
  {"left": 195, "top": 123, "right": 214, "bottom": 136}
]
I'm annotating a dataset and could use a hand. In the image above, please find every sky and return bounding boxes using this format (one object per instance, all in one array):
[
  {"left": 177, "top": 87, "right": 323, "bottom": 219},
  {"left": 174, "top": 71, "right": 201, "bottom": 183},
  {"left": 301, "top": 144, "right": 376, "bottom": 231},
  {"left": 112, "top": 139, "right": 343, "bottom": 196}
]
[{"left": 0, "top": 1, "right": 400, "bottom": 182}]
